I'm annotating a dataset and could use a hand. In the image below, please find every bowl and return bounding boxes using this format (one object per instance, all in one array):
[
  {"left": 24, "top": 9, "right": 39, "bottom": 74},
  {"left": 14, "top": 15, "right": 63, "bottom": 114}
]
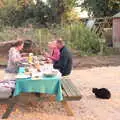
[{"left": 43, "top": 71, "right": 57, "bottom": 77}]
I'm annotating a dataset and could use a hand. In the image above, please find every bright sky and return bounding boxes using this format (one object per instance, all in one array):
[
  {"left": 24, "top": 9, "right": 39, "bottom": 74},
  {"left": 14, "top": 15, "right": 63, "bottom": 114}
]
[
  {"left": 74, "top": 7, "right": 88, "bottom": 18},
  {"left": 41, "top": 0, "right": 47, "bottom": 3}
]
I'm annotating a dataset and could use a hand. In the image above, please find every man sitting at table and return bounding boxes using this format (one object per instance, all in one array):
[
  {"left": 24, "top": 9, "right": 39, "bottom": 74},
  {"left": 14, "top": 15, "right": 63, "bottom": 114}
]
[{"left": 53, "top": 38, "right": 72, "bottom": 76}]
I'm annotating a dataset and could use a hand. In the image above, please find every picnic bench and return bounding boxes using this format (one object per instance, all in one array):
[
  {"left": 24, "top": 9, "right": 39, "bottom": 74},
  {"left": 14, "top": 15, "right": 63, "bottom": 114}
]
[
  {"left": 61, "top": 78, "right": 82, "bottom": 116},
  {"left": 0, "top": 78, "right": 82, "bottom": 119}
]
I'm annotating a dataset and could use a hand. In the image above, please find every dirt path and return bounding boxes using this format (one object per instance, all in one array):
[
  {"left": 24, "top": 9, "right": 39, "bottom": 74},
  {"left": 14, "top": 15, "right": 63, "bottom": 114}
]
[
  {"left": 69, "top": 67, "right": 120, "bottom": 120},
  {"left": 73, "top": 55, "right": 120, "bottom": 69},
  {"left": 0, "top": 66, "right": 120, "bottom": 120}
]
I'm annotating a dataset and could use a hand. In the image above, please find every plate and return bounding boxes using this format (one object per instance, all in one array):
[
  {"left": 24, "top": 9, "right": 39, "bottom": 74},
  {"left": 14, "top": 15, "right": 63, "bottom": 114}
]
[
  {"left": 21, "top": 62, "right": 30, "bottom": 67},
  {"left": 22, "top": 62, "right": 29, "bottom": 65},
  {"left": 16, "top": 74, "right": 31, "bottom": 79},
  {"left": 43, "top": 71, "right": 57, "bottom": 77}
]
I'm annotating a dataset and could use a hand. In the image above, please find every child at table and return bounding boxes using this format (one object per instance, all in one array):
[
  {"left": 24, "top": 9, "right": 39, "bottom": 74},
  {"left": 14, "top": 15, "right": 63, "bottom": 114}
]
[{"left": 44, "top": 41, "right": 60, "bottom": 63}]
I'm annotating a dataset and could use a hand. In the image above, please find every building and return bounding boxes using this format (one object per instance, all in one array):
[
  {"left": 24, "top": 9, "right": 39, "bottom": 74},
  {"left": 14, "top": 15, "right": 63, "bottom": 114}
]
[{"left": 112, "top": 12, "right": 120, "bottom": 48}]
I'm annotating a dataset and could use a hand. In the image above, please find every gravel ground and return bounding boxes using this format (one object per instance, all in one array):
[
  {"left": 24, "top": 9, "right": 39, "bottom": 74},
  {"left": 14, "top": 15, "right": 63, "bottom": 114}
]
[{"left": 0, "top": 66, "right": 120, "bottom": 120}]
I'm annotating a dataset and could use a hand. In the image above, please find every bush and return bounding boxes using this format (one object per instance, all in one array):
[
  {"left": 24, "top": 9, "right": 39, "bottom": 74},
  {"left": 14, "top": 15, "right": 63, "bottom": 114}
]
[
  {"left": 51, "top": 23, "right": 101, "bottom": 55},
  {"left": 0, "top": 23, "right": 102, "bottom": 56}
]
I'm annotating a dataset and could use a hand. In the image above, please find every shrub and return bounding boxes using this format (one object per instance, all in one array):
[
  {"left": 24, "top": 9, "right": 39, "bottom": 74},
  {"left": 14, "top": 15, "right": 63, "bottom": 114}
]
[
  {"left": 51, "top": 23, "right": 101, "bottom": 55},
  {"left": 0, "top": 23, "right": 102, "bottom": 56}
]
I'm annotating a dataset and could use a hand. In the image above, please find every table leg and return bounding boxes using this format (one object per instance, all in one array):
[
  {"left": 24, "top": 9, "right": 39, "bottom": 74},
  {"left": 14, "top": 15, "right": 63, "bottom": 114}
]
[
  {"left": 35, "top": 93, "right": 41, "bottom": 98},
  {"left": 49, "top": 96, "right": 55, "bottom": 101},
  {"left": 61, "top": 101, "right": 74, "bottom": 116}
]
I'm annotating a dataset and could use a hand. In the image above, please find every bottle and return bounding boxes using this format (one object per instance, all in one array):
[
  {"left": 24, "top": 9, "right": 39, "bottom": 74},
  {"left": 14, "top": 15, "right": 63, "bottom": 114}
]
[{"left": 28, "top": 53, "right": 33, "bottom": 63}]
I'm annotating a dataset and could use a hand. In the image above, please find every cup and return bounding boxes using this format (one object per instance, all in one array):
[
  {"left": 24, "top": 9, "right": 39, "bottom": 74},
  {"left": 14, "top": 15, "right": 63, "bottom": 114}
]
[
  {"left": 19, "top": 67, "right": 25, "bottom": 74},
  {"left": 49, "top": 64, "right": 53, "bottom": 71}
]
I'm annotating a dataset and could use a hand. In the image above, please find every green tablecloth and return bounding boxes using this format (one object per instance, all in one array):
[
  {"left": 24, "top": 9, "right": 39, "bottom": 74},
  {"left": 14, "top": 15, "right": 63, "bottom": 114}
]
[{"left": 13, "top": 76, "right": 63, "bottom": 101}]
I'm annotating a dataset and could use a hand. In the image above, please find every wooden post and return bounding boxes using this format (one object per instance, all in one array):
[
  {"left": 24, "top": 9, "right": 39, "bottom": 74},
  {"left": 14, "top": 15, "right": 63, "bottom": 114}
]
[
  {"left": 62, "top": 101, "right": 74, "bottom": 116},
  {"left": 2, "top": 97, "right": 18, "bottom": 119}
]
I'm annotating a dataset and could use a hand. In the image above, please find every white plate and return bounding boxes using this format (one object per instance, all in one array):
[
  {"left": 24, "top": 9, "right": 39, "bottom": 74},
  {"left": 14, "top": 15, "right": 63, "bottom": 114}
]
[
  {"left": 42, "top": 69, "right": 60, "bottom": 77},
  {"left": 31, "top": 72, "right": 43, "bottom": 78},
  {"left": 16, "top": 74, "right": 30, "bottom": 79}
]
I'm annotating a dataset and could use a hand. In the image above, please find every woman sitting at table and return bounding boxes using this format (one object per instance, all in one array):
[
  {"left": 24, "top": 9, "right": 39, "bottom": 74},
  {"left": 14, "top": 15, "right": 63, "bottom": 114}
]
[
  {"left": 6, "top": 40, "right": 26, "bottom": 73},
  {"left": 44, "top": 41, "right": 60, "bottom": 63}
]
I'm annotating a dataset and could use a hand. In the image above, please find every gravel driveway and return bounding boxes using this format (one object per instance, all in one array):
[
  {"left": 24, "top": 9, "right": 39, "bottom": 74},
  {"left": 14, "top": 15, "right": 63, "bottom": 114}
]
[{"left": 0, "top": 66, "right": 120, "bottom": 120}]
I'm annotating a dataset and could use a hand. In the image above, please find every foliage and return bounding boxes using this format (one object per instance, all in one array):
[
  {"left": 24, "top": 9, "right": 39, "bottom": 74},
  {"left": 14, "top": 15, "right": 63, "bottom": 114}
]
[
  {"left": 0, "top": 27, "right": 18, "bottom": 41},
  {"left": 47, "top": 23, "right": 101, "bottom": 55},
  {"left": 0, "top": 0, "right": 54, "bottom": 27},
  {"left": 0, "top": 0, "right": 24, "bottom": 27},
  {"left": 81, "top": 0, "right": 120, "bottom": 17},
  {"left": 61, "top": 8, "right": 80, "bottom": 23},
  {"left": 0, "top": 0, "right": 79, "bottom": 27},
  {"left": 47, "top": 0, "right": 78, "bottom": 23},
  {"left": 0, "top": 26, "right": 53, "bottom": 49},
  {"left": 0, "top": 23, "right": 102, "bottom": 55},
  {"left": 103, "top": 47, "right": 120, "bottom": 55}
]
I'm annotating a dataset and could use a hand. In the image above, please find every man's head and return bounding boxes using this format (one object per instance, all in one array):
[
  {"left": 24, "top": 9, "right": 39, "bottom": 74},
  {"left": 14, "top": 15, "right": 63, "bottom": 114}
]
[{"left": 56, "top": 38, "right": 65, "bottom": 49}]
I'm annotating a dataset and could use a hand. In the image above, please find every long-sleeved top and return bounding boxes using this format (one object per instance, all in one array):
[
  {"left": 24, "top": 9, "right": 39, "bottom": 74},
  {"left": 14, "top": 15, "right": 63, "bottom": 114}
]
[
  {"left": 6, "top": 47, "right": 21, "bottom": 73},
  {"left": 53, "top": 46, "right": 72, "bottom": 76},
  {"left": 48, "top": 48, "right": 60, "bottom": 62}
]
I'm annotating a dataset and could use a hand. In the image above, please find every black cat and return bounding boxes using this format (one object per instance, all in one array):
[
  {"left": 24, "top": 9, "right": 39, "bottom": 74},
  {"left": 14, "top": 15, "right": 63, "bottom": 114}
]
[{"left": 92, "top": 88, "right": 111, "bottom": 99}]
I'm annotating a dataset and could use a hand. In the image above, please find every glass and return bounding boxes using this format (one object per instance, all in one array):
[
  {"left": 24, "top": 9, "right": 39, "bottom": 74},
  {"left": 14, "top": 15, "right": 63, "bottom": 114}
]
[{"left": 19, "top": 67, "right": 25, "bottom": 73}]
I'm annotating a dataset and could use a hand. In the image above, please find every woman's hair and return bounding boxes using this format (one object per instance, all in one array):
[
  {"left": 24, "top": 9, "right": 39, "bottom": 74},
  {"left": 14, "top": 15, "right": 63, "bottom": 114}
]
[{"left": 14, "top": 40, "right": 23, "bottom": 47}]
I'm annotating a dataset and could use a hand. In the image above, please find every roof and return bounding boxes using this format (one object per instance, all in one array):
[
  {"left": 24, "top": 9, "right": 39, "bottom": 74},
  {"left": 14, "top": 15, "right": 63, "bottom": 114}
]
[{"left": 113, "top": 12, "right": 120, "bottom": 18}]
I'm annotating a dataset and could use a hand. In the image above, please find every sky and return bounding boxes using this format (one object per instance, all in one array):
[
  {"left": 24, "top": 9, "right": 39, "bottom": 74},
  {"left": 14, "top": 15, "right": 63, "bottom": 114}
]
[{"left": 74, "top": 7, "right": 88, "bottom": 18}]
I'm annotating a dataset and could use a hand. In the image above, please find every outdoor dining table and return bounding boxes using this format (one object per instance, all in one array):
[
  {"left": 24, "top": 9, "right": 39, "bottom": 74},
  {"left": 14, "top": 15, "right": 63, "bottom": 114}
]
[
  {"left": 13, "top": 68, "right": 63, "bottom": 101},
  {"left": 0, "top": 67, "right": 82, "bottom": 119}
]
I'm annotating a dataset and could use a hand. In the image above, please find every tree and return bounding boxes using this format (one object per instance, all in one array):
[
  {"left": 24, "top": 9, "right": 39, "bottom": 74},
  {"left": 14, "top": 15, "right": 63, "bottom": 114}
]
[
  {"left": 47, "top": 0, "right": 78, "bottom": 23},
  {"left": 0, "top": 0, "right": 80, "bottom": 27},
  {"left": 0, "top": 0, "right": 4, "bottom": 8},
  {"left": 81, "top": 0, "right": 120, "bottom": 17},
  {"left": 0, "top": 0, "right": 53, "bottom": 27}
]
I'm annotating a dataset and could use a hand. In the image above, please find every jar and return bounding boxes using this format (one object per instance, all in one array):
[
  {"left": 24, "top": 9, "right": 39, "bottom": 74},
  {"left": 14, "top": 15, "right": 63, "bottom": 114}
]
[{"left": 28, "top": 53, "right": 33, "bottom": 63}]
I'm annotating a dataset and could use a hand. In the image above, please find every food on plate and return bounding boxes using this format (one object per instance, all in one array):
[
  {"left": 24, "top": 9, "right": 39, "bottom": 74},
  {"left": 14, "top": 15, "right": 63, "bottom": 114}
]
[
  {"left": 43, "top": 70, "right": 57, "bottom": 77},
  {"left": 24, "top": 72, "right": 31, "bottom": 75},
  {"left": 16, "top": 74, "right": 30, "bottom": 79},
  {"left": 34, "top": 63, "right": 40, "bottom": 71},
  {"left": 25, "top": 67, "right": 29, "bottom": 72}
]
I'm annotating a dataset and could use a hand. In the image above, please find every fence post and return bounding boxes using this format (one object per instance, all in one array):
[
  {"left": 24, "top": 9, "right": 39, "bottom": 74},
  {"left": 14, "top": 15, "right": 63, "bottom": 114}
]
[{"left": 99, "top": 38, "right": 105, "bottom": 55}]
